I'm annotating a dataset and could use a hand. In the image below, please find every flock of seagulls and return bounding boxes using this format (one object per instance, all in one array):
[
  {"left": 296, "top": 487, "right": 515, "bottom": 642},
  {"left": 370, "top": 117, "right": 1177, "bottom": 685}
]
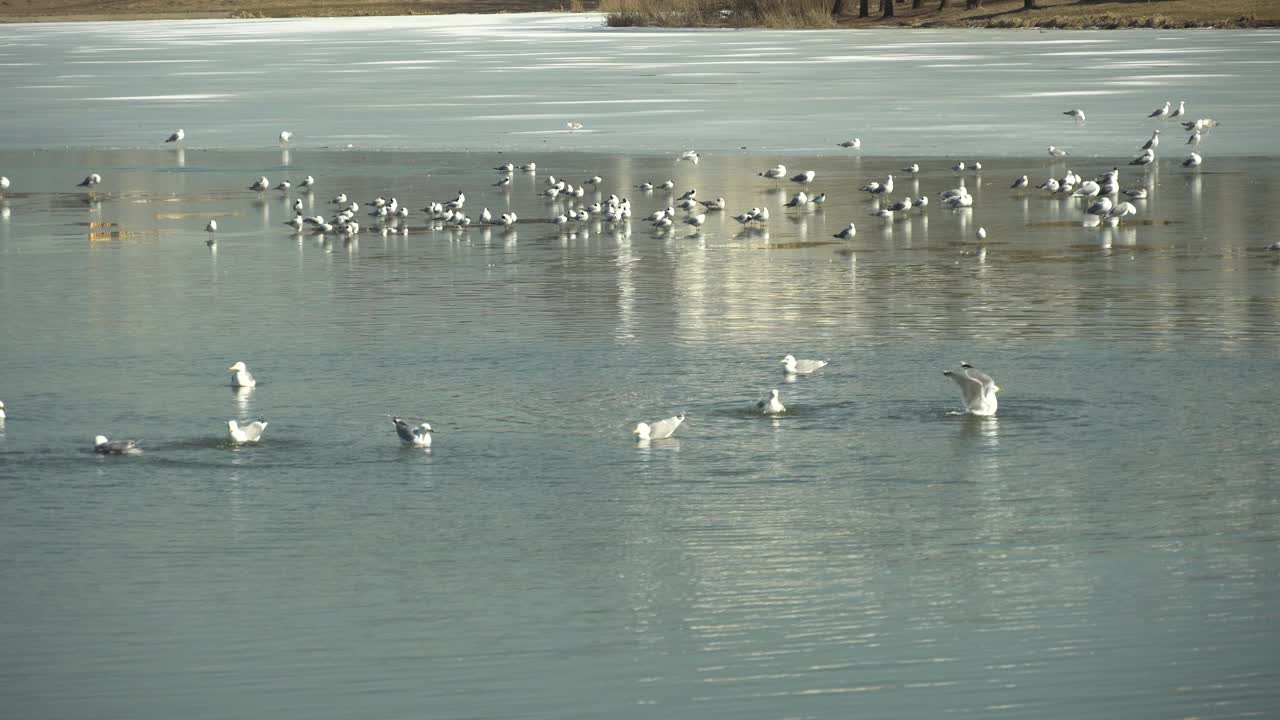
[{"left": 2, "top": 102, "right": 1270, "bottom": 454}]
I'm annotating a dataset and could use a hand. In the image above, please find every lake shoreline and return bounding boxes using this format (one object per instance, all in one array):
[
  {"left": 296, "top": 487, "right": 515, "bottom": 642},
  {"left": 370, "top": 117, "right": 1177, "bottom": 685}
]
[{"left": 1, "top": 0, "right": 1275, "bottom": 27}]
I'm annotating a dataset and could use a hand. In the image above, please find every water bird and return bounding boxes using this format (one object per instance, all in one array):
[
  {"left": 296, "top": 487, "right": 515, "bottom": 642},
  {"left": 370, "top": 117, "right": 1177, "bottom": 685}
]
[
  {"left": 784, "top": 191, "right": 809, "bottom": 208},
  {"left": 493, "top": 176, "right": 511, "bottom": 188},
  {"left": 751, "top": 207, "right": 770, "bottom": 222},
  {"left": 1182, "top": 152, "right": 1202, "bottom": 168},
  {"left": 248, "top": 176, "right": 269, "bottom": 192},
  {"left": 0, "top": 176, "right": 8, "bottom": 194},
  {"left": 678, "top": 188, "right": 697, "bottom": 201},
  {"left": 228, "top": 419, "right": 267, "bottom": 444},
  {"left": 780, "top": 354, "right": 828, "bottom": 374},
  {"left": 520, "top": 162, "right": 537, "bottom": 172},
  {"left": 1085, "top": 196, "right": 1113, "bottom": 218},
  {"left": 677, "top": 150, "right": 700, "bottom": 164},
  {"left": 1169, "top": 100, "right": 1186, "bottom": 120},
  {"left": 758, "top": 164, "right": 787, "bottom": 183},
  {"left": 637, "top": 182, "right": 654, "bottom": 191},
  {"left": 1064, "top": 108, "right": 1086, "bottom": 124},
  {"left": 833, "top": 223, "right": 856, "bottom": 239},
  {"left": 164, "top": 128, "right": 184, "bottom": 143},
  {"left": 633, "top": 415, "right": 684, "bottom": 441},
  {"left": 902, "top": 163, "right": 920, "bottom": 174},
  {"left": 790, "top": 170, "right": 816, "bottom": 187},
  {"left": 886, "top": 197, "right": 913, "bottom": 213},
  {"left": 684, "top": 214, "right": 706, "bottom": 230},
  {"left": 1187, "top": 131, "right": 1202, "bottom": 149},
  {"left": 94, "top": 435, "right": 141, "bottom": 455},
  {"left": 566, "top": 121, "right": 583, "bottom": 132},
  {"left": 1266, "top": 242, "right": 1280, "bottom": 251},
  {"left": 495, "top": 163, "right": 514, "bottom": 173},
  {"left": 0, "top": 400, "right": 5, "bottom": 420},
  {"left": 1148, "top": 101, "right": 1171, "bottom": 120},
  {"left": 1103, "top": 201, "right": 1137, "bottom": 223},
  {"left": 942, "top": 363, "right": 999, "bottom": 417},
  {"left": 1129, "top": 149, "right": 1155, "bottom": 167},
  {"left": 976, "top": 227, "right": 987, "bottom": 240},
  {"left": 274, "top": 180, "right": 293, "bottom": 192},
  {"left": 1011, "top": 175, "right": 1029, "bottom": 190},
  {"left": 1038, "top": 178, "right": 1059, "bottom": 192},
  {"left": 586, "top": 176, "right": 603, "bottom": 186},
  {"left": 1142, "top": 130, "right": 1160, "bottom": 151},
  {"left": 278, "top": 130, "right": 292, "bottom": 145},
  {"left": 228, "top": 361, "right": 256, "bottom": 388},
  {"left": 77, "top": 173, "right": 102, "bottom": 189},
  {"left": 659, "top": 180, "right": 675, "bottom": 191},
  {"left": 699, "top": 197, "right": 726, "bottom": 211},
  {"left": 757, "top": 389, "right": 786, "bottom": 415},
  {"left": 299, "top": 176, "right": 315, "bottom": 189},
  {"left": 811, "top": 192, "right": 827, "bottom": 205},
  {"left": 1048, "top": 146, "right": 1069, "bottom": 158},
  {"left": 390, "top": 416, "right": 433, "bottom": 447},
  {"left": 952, "top": 161, "right": 966, "bottom": 173},
  {"left": 1181, "top": 119, "right": 1219, "bottom": 132},
  {"left": 1121, "top": 188, "right": 1148, "bottom": 200},
  {"left": 838, "top": 138, "right": 861, "bottom": 149},
  {"left": 862, "top": 174, "right": 894, "bottom": 197},
  {"left": 204, "top": 219, "right": 217, "bottom": 244}
]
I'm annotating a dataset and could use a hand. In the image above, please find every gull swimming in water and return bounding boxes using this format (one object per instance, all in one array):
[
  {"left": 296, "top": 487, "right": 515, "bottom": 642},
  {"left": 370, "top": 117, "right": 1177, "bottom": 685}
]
[
  {"left": 390, "top": 416, "right": 433, "bottom": 447},
  {"left": 1148, "top": 101, "right": 1171, "bottom": 120},
  {"left": 633, "top": 414, "right": 685, "bottom": 441},
  {"left": 838, "top": 138, "right": 861, "bottom": 149},
  {"left": 77, "top": 173, "right": 102, "bottom": 189},
  {"left": 94, "top": 435, "right": 142, "bottom": 455},
  {"left": 942, "top": 362, "right": 1000, "bottom": 417},
  {"left": 1064, "top": 108, "right": 1086, "bottom": 125},
  {"left": 677, "top": 150, "right": 700, "bottom": 164},
  {"left": 165, "top": 128, "right": 184, "bottom": 144},
  {"left": 833, "top": 223, "right": 856, "bottom": 239},
  {"left": 228, "top": 361, "right": 256, "bottom": 388},
  {"left": 780, "top": 354, "right": 828, "bottom": 374},
  {"left": 1182, "top": 152, "right": 1202, "bottom": 168},
  {"left": 757, "top": 389, "right": 786, "bottom": 415},
  {"left": 228, "top": 419, "right": 267, "bottom": 444},
  {"left": 1048, "top": 146, "right": 1069, "bottom": 158}
]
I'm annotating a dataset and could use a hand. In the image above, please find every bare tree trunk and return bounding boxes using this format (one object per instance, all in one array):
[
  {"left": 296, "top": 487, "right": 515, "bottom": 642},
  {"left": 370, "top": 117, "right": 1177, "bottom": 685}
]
[
  {"left": 832, "top": 0, "right": 848, "bottom": 15},
  {"left": 859, "top": 0, "right": 870, "bottom": 17},
  {"left": 883, "top": 0, "right": 895, "bottom": 18}
]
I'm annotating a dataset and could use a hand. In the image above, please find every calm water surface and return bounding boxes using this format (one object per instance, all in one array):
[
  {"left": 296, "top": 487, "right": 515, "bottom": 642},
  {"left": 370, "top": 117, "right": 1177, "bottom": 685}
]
[{"left": 1, "top": 14, "right": 1279, "bottom": 720}]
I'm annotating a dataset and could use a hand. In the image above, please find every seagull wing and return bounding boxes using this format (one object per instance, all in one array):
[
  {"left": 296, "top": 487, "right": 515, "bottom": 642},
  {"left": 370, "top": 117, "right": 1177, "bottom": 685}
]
[{"left": 648, "top": 415, "right": 684, "bottom": 440}]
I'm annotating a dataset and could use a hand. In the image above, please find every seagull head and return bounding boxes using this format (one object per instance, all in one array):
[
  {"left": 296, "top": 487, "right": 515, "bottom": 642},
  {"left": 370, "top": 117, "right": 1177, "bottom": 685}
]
[{"left": 94, "top": 435, "right": 108, "bottom": 446}]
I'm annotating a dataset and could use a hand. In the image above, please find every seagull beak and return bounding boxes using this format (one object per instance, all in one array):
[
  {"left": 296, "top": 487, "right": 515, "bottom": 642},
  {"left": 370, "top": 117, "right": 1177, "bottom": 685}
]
[
  {"left": 996, "top": 386, "right": 1003, "bottom": 393},
  {"left": 227, "top": 366, "right": 236, "bottom": 371}
]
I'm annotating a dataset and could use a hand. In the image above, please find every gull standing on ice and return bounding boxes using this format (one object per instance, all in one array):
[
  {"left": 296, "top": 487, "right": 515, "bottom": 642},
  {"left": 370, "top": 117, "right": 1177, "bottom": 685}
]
[
  {"left": 1182, "top": 152, "right": 1202, "bottom": 168},
  {"left": 758, "top": 164, "right": 787, "bottom": 184},
  {"left": 248, "top": 176, "right": 269, "bottom": 193},
  {"left": 1011, "top": 175, "right": 1030, "bottom": 190},
  {"left": 165, "top": 128, "right": 184, "bottom": 144},
  {"left": 633, "top": 415, "right": 685, "bottom": 441},
  {"left": 1048, "top": 146, "right": 1069, "bottom": 158},
  {"left": 77, "top": 173, "right": 102, "bottom": 189},
  {"left": 1148, "top": 101, "right": 1171, "bottom": 120},
  {"left": 278, "top": 130, "right": 292, "bottom": 146},
  {"left": 1169, "top": 100, "right": 1186, "bottom": 120},
  {"left": 1064, "top": 109, "right": 1086, "bottom": 125},
  {"left": 833, "top": 223, "right": 856, "bottom": 239},
  {"left": 566, "top": 121, "right": 584, "bottom": 132},
  {"left": 1142, "top": 130, "right": 1160, "bottom": 151},
  {"left": 838, "top": 138, "right": 861, "bottom": 149},
  {"left": 204, "top": 219, "right": 217, "bottom": 245},
  {"left": 942, "top": 362, "right": 1000, "bottom": 417},
  {"left": 677, "top": 150, "right": 700, "bottom": 165},
  {"left": 390, "top": 416, "right": 433, "bottom": 447},
  {"left": 780, "top": 354, "right": 828, "bottom": 374},
  {"left": 790, "top": 169, "right": 816, "bottom": 188}
]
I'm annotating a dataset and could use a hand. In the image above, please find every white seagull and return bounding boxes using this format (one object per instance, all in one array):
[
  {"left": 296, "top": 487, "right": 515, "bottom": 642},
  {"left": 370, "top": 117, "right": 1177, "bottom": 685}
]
[
  {"left": 278, "top": 130, "right": 292, "bottom": 145},
  {"left": 1048, "top": 146, "right": 1069, "bottom": 158},
  {"left": 942, "top": 362, "right": 1000, "bottom": 417},
  {"left": 228, "top": 361, "right": 256, "bottom": 388},
  {"left": 165, "top": 128, "right": 184, "bottom": 143},
  {"left": 677, "top": 150, "right": 700, "bottom": 164},
  {"left": 94, "top": 435, "right": 142, "bottom": 455},
  {"left": 633, "top": 414, "right": 685, "bottom": 441},
  {"left": 77, "top": 173, "right": 102, "bottom": 189},
  {"left": 757, "top": 389, "right": 786, "bottom": 415},
  {"left": 391, "top": 416, "right": 433, "bottom": 447},
  {"left": 1149, "top": 101, "right": 1172, "bottom": 120},
  {"left": 1063, "top": 108, "right": 1086, "bottom": 124},
  {"left": 780, "top": 354, "right": 828, "bottom": 374},
  {"left": 1169, "top": 100, "right": 1186, "bottom": 120},
  {"left": 228, "top": 419, "right": 268, "bottom": 444},
  {"left": 838, "top": 138, "right": 861, "bottom": 149},
  {"left": 833, "top": 223, "right": 856, "bottom": 239},
  {"left": 1182, "top": 152, "right": 1202, "bottom": 168},
  {"left": 758, "top": 164, "right": 787, "bottom": 183}
]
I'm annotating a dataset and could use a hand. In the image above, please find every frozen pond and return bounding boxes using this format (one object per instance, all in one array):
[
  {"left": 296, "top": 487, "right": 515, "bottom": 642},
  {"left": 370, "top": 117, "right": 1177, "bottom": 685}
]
[{"left": 0, "top": 14, "right": 1278, "bottom": 155}]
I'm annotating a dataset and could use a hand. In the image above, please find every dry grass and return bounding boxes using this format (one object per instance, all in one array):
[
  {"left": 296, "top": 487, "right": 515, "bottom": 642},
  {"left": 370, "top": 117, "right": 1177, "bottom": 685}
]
[
  {"left": 602, "top": 0, "right": 834, "bottom": 28},
  {"left": 838, "top": 0, "right": 1278, "bottom": 29}
]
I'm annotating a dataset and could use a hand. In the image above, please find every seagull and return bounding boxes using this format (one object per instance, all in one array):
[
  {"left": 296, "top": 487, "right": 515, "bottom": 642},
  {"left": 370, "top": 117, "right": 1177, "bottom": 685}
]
[
  {"left": 1048, "top": 146, "right": 1069, "bottom": 158},
  {"left": 1011, "top": 175, "right": 1030, "bottom": 190},
  {"left": 1169, "top": 100, "right": 1186, "bottom": 120},
  {"left": 566, "top": 121, "right": 584, "bottom": 132},
  {"left": 228, "top": 361, "right": 256, "bottom": 388},
  {"left": 976, "top": 227, "right": 987, "bottom": 240},
  {"left": 784, "top": 191, "right": 809, "bottom": 208},
  {"left": 1142, "top": 130, "right": 1160, "bottom": 151},
  {"left": 1149, "top": 101, "right": 1171, "bottom": 120},
  {"left": 0, "top": 400, "right": 5, "bottom": 419},
  {"left": 790, "top": 169, "right": 816, "bottom": 187},
  {"left": 1187, "top": 131, "right": 1202, "bottom": 149},
  {"left": 677, "top": 150, "right": 700, "bottom": 164},
  {"left": 862, "top": 174, "right": 894, "bottom": 197},
  {"left": 1086, "top": 196, "right": 1114, "bottom": 218},
  {"left": 902, "top": 163, "right": 920, "bottom": 174},
  {"left": 493, "top": 176, "right": 511, "bottom": 188},
  {"left": 951, "top": 161, "right": 966, "bottom": 173},
  {"left": 278, "top": 130, "right": 292, "bottom": 146},
  {"left": 164, "top": 128, "right": 184, "bottom": 143},
  {"left": 780, "top": 354, "right": 828, "bottom": 374},
  {"left": 228, "top": 419, "right": 268, "bottom": 444},
  {"left": 0, "top": 176, "right": 8, "bottom": 194},
  {"left": 1182, "top": 152, "right": 1203, "bottom": 168},
  {"left": 833, "top": 223, "right": 856, "bottom": 239},
  {"left": 390, "top": 416, "right": 433, "bottom": 447},
  {"left": 1121, "top": 188, "right": 1148, "bottom": 200},
  {"left": 886, "top": 197, "right": 913, "bottom": 213},
  {"left": 1129, "top": 149, "right": 1155, "bottom": 167},
  {"left": 1064, "top": 108, "right": 1086, "bottom": 124},
  {"left": 1181, "top": 119, "right": 1219, "bottom": 132},
  {"left": 756, "top": 389, "right": 786, "bottom": 415},
  {"left": 758, "top": 164, "right": 787, "bottom": 183},
  {"left": 94, "top": 435, "right": 142, "bottom": 455},
  {"left": 659, "top": 180, "right": 675, "bottom": 191},
  {"left": 495, "top": 163, "right": 515, "bottom": 173},
  {"left": 248, "top": 176, "right": 269, "bottom": 192},
  {"left": 838, "top": 138, "right": 861, "bottom": 149},
  {"left": 633, "top": 414, "right": 685, "bottom": 441},
  {"left": 699, "top": 197, "right": 726, "bottom": 211},
  {"left": 1103, "top": 201, "right": 1137, "bottom": 222},
  {"left": 299, "top": 176, "right": 315, "bottom": 189},
  {"left": 585, "top": 176, "right": 603, "bottom": 186},
  {"left": 204, "top": 219, "right": 217, "bottom": 244},
  {"left": 942, "top": 362, "right": 999, "bottom": 417},
  {"left": 520, "top": 162, "right": 537, "bottom": 172},
  {"left": 811, "top": 192, "right": 827, "bottom": 205},
  {"left": 77, "top": 173, "right": 102, "bottom": 189}
]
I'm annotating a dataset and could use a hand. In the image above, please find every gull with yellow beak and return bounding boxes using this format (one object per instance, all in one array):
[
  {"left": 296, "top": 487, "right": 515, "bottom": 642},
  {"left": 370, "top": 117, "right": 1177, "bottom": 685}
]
[
  {"left": 228, "top": 361, "right": 256, "bottom": 388},
  {"left": 942, "top": 362, "right": 1000, "bottom": 417}
]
